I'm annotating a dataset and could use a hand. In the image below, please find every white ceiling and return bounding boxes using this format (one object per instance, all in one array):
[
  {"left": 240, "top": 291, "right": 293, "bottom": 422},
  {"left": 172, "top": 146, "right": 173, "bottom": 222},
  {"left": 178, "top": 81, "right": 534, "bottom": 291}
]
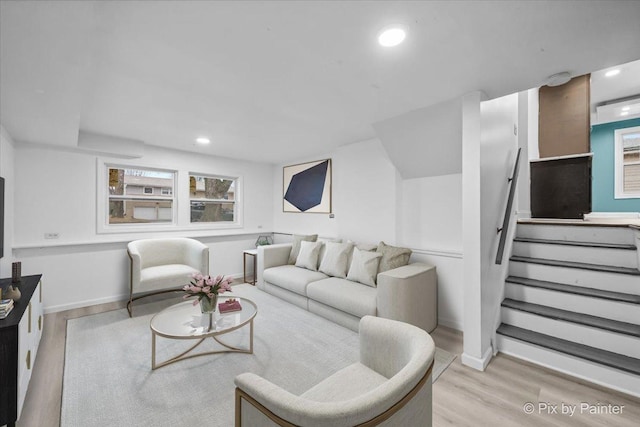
[
  {"left": 591, "top": 59, "right": 640, "bottom": 124},
  {"left": 1, "top": 1, "right": 640, "bottom": 164}
]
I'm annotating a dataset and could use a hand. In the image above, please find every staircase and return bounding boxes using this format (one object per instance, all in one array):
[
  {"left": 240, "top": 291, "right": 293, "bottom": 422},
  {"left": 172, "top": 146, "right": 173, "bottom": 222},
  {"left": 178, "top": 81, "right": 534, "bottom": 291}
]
[{"left": 496, "top": 222, "right": 640, "bottom": 397}]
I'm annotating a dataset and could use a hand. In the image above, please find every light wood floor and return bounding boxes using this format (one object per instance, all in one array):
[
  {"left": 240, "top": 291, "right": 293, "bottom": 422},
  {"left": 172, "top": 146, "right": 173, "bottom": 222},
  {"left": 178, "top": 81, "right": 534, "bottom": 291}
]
[{"left": 17, "top": 297, "right": 640, "bottom": 427}]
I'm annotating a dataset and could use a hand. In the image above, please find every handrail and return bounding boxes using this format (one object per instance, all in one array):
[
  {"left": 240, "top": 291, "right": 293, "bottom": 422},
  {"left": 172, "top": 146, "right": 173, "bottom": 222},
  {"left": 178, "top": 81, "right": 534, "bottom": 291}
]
[{"left": 495, "top": 147, "right": 522, "bottom": 265}]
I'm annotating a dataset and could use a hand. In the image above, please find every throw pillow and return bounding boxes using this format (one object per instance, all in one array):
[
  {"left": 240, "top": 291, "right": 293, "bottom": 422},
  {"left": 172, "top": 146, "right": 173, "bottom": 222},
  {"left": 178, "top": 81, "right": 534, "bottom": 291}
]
[
  {"left": 295, "top": 240, "right": 323, "bottom": 271},
  {"left": 347, "top": 247, "right": 383, "bottom": 287},
  {"left": 288, "top": 234, "right": 318, "bottom": 264},
  {"left": 319, "top": 241, "right": 354, "bottom": 278},
  {"left": 376, "top": 241, "right": 412, "bottom": 273}
]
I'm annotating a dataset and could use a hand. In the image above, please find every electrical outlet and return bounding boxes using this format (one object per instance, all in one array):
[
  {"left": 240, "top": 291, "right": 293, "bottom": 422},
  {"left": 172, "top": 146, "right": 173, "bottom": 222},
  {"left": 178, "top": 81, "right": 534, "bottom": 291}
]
[
  {"left": 44, "top": 233, "right": 59, "bottom": 239},
  {"left": 257, "top": 225, "right": 263, "bottom": 229}
]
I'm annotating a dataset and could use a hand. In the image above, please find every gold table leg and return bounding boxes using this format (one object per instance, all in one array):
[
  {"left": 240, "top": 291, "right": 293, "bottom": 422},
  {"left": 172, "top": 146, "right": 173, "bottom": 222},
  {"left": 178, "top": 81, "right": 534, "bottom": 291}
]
[{"left": 151, "top": 318, "right": 254, "bottom": 370}]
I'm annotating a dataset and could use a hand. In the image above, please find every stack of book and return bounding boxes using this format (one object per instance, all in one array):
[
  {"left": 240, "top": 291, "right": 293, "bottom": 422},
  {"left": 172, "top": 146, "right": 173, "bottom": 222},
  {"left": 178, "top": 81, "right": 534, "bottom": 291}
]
[
  {"left": 0, "top": 298, "right": 14, "bottom": 319},
  {"left": 219, "top": 298, "right": 242, "bottom": 313}
]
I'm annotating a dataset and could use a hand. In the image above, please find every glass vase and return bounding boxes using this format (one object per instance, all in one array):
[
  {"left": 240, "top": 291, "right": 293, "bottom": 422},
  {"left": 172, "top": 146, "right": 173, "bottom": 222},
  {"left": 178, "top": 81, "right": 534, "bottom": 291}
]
[{"left": 199, "top": 295, "right": 218, "bottom": 314}]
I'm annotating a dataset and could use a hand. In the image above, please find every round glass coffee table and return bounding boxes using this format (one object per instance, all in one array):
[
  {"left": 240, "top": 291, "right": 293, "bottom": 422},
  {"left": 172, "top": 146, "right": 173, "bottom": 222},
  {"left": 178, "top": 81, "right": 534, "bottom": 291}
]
[{"left": 150, "top": 296, "right": 257, "bottom": 370}]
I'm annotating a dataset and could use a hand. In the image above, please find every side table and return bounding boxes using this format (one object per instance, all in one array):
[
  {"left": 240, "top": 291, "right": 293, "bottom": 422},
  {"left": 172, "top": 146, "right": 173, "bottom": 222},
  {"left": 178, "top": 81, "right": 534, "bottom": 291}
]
[{"left": 243, "top": 249, "right": 257, "bottom": 285}]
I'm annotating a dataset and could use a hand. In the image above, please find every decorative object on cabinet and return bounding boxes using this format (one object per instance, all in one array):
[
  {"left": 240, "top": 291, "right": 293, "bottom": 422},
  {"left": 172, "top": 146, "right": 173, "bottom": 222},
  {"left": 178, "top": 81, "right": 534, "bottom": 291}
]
[
  {"left": 283, "top": 159, "right": 332, "bottom": 213},
  {"left": 3, "top": 285, "right": 21, "bottom": 302},
  {"left": 12, "top": 262, "right": 21, "bottom": 283},
  {"left": 0, "top": 275, "right": 43, "bottom": 427}
]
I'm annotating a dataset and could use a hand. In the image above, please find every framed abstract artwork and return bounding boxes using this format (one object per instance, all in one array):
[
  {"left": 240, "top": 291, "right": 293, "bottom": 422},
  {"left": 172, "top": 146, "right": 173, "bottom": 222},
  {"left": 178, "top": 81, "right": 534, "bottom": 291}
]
[{"left": 283, "top": 159, "right": 332, "bottom": 213}]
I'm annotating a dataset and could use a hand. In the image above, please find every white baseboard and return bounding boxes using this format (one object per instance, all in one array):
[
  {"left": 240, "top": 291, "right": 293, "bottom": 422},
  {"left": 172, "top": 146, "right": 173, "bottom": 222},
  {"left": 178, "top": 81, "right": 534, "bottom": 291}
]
[
  {"left": 44, "top": 272, "right": 246, "bottom": 314},
  {"left": 44, "top": 293, "right": 130, "bottom": 314},
  {"left": 438, "top": 316, "right": 463, "bottom": 332},
  {"left": 461, "top": 346, "right": 493, "bottom": 371}
]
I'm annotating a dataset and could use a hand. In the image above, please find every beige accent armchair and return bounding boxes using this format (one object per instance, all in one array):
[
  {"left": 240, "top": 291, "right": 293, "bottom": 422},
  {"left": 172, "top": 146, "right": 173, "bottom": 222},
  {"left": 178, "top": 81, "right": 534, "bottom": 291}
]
[
  {"left": 127, "top": 237, "right": 209, "bottom": 316},
  {"left": 235, "top": 316, "right": 435, "bottom": 426}
]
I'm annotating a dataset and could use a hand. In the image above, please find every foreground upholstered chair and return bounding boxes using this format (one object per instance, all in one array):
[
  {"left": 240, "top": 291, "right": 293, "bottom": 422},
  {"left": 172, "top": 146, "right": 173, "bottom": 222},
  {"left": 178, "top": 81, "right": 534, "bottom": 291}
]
[
  {"left": 127, "top": 237, "right": 209, "bottom": 316},
  {"left": 235, "top": 316, "right": 435, "bottom": 426}
]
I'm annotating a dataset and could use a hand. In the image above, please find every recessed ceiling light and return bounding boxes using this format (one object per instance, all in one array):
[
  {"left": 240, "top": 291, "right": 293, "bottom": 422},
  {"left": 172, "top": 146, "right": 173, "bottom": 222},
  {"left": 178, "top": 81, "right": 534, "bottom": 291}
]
[
  {"left": 378, "top": 26, "right": 407, "bottom": 47},
  {"left": 195, "top": 137, "right": 210, "bottom": 144},
  {"left": 620, "top": 111, "right": 629, "bottom": 116},
  {"left": 622, "top": 106, "right": 631, "bottom": 111},
  {"left": 605, "top": 69, "right": 620, "bottom": 77}
]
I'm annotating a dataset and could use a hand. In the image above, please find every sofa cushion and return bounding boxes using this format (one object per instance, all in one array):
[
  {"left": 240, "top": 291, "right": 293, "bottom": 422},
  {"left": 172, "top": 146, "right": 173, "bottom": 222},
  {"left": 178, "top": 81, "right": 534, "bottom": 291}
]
[
  {"left": 377, "top": 241, "right": 412, "bottom": 273},
  {"left": 139, "top": 264, "right": 200, "bottom": 293},
  {"left": 288, "top": 234, "right": 318, "bottom": 264},
  {"left": 319, "top": 241, "right": 354, "bottom": 278},
  {"left": 300, "top": 362, "right": 387, "bottom": 402},
  {"left": 263, "top": 265, "right": 328, "bottom": 296},
  {"left": 295, "top": 240, "right": 323, "bottom": 271},
  {"left": 347, "top": 248, "right": 383, "bottom": 287},
  {"left": 307, "top": 277, "right": 377, "bottom": 318}
]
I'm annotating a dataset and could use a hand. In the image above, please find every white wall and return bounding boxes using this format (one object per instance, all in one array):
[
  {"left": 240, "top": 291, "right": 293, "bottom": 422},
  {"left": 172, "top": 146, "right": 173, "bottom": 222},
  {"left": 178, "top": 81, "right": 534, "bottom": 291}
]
[
  {"left": 0, "top": 125, "right": 15, "bottom": 277},
  {"left": 400, "top": 173, "right": 463, "bottom": 330},
  {"left": 373, "top": 97, "right": 462, "bottom": 179},
  {"left": 273, "top": 138, "right": 465, "bottom": 330},
  {"left": 273, "top": 139, "right": 398, "bottom": 244},
  {"left": 13, "top": 143, "right": 274, "bottom": 312}
]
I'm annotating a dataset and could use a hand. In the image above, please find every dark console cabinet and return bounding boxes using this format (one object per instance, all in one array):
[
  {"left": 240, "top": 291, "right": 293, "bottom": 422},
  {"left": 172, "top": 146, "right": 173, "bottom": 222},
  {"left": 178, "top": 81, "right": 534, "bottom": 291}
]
[{"left": 0, "top": 275, "right": 43, "bottom": 427}]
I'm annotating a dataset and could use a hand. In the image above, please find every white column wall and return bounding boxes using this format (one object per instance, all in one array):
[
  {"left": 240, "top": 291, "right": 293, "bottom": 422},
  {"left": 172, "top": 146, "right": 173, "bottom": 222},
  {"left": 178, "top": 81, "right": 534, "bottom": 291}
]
[
  {"left": 462, "top": 91, "right": 519, "bottom": 371},
  {"left": 479, "top": 93, "right": 519, "bottom": 365},
  {"left": 462, "top": 91, "right": 485, "bottom": 368}
]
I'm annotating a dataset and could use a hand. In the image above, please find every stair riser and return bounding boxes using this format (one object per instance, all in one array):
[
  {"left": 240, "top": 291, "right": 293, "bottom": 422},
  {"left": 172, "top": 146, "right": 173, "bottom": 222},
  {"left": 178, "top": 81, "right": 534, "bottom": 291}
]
[
  {"left": 509, "top": 261, "right": 639, "bottom": 294},
  {"left": 501, "top": 307, "right": 640, "bottom": 358},
  {"left": 496, "top": 335, "right": 640, "bottom": 398},
  {"left": 512, "top": 241, "right": 638, "bottom": 269},
  {"left": 504, "top": 283, "right": 640, "bottom": 324},
  {"left": 517, "top": 224, "right": 635, "bottom": 245}
]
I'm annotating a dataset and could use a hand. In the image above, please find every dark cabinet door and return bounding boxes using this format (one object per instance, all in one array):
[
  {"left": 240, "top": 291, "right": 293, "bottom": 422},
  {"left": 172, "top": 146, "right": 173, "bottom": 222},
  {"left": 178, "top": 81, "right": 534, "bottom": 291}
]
[{"left": 530, "top": 156, "right": 592, "bottom": 219}]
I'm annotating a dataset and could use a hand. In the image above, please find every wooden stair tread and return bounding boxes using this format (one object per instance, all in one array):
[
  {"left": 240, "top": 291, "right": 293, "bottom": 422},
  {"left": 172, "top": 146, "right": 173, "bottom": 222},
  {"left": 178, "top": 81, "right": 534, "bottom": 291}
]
[
  {"left": 510, "top": 256, "right": 640, "bottom": 276},
  {"left": 505, "top": 276, "right": 640, "bottom": 304},
  {"left": 513, "top": 237, "right": 636, "bottom": 250},
  {"left": 502, "top": 298, "right": 640, "bottom": 338},
  {"left": 496, "top": 324, "right": 640, "bottom": 376}
]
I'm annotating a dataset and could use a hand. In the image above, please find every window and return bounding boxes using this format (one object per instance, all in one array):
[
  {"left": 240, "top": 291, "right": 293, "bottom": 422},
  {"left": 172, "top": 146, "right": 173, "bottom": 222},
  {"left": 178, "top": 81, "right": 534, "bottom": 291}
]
[
  {"left": 189, "top": 174, "right": 237, "bottom": 223},
  {"left": 615, "top": 126, "right": 640, "bottom": 199},
  {"left": 107, "top": 167, "right": 176, "bottom": 225}
]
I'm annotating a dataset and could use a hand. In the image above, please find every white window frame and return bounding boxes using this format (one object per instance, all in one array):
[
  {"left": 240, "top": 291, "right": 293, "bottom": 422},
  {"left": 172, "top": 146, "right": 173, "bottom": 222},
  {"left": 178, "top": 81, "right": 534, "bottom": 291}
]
[
  {"left": 97, "top": 160, "right": 178, "bottom": 234},
  {"left": 97, "top": 159, "right": 244, "bottom": 233},
  {"left": 188, "top": 172, "right": 243, "bottom": 228},
  {"left": 614, "top": 126, "right": 640, "bottom": 199}
]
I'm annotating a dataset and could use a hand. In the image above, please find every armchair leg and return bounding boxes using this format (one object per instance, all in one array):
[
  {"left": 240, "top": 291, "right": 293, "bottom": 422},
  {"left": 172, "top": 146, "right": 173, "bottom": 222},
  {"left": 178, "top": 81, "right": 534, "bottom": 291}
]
[{"left": 127, "top": 288, "right": 183, "bottom": 317}]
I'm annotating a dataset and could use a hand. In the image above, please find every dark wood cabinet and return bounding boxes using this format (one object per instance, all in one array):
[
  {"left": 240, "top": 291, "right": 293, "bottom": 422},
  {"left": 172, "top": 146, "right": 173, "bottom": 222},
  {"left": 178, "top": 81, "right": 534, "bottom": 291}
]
[
  {"left": 0, "top": 275, "right": 43, "bottom": 427},
  {"left": 530, "top": 154, "right": 592, "bottom": 219}
]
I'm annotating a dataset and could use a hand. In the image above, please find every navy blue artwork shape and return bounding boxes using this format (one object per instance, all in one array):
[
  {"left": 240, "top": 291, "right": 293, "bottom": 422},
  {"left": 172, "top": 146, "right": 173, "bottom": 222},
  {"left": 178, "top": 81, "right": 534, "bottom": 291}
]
[{"left": 284, "top": 160, "right": 329, "bottom": 211}]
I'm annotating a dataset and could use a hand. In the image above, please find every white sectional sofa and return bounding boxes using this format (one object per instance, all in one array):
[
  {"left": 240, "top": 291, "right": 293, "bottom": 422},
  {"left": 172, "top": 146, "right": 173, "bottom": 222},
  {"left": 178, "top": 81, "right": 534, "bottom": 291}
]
[{"left": 257, "top": 239, "right": 438, "bottom": 332}]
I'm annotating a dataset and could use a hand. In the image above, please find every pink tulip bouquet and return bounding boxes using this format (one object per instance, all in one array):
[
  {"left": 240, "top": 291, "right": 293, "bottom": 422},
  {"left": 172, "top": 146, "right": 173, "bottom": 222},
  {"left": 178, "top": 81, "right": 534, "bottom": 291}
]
[{"left": 183, "top": 273, "right": 233, "bottom": 305}]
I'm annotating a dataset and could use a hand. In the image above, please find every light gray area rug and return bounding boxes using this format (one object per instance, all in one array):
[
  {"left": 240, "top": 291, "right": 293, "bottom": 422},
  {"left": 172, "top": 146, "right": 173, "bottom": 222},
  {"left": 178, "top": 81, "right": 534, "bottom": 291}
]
[{"left": 62, "top": 284, "right": 455, "bottom": 426}]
